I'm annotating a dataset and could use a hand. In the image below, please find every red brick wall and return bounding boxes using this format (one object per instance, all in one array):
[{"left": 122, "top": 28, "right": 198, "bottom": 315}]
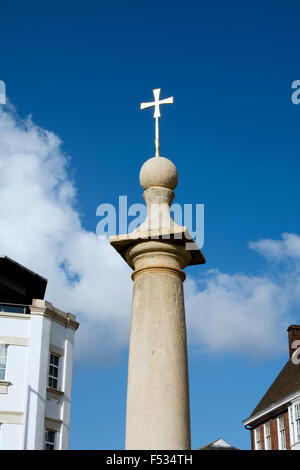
[
  {"left": 270, "top": 417, "right": 278, "bottom": 450},
  {"left": 251, "top": 410, "right": 291, "bottom": 450},
  {"left": 260, "top": 425, "right": 265, "bottom": 450}
]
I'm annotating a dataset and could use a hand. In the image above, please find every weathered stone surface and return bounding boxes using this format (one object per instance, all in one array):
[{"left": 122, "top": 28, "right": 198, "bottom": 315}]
[{"left": 109, "top": 155, "right": 205, "bottom": 449}]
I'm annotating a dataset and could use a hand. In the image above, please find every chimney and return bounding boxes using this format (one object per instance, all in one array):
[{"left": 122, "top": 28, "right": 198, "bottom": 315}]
[{"left": 287, "top": 325, "right": 300, "bottom": 359}]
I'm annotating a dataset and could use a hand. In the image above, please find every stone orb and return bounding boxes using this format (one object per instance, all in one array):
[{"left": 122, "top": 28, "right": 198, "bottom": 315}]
[{"left": 139, "top": 156, "right": 178, "bottom": 191}]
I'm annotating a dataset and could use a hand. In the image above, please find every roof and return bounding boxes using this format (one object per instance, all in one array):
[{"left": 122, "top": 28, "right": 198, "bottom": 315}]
[
  {"left": 0, "top": 256, "right": 47, "bottom": 304},
  {"left": 198, "top": 438, "right": 239, "bottom": 450},
  {"left": 246, "top": 359, "right": 300, "bottom": 421}
]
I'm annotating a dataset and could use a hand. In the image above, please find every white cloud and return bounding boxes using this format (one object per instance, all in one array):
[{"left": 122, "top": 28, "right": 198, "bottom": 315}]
[
  {"left": 0, "top": 103, "right": 298, "bottom": 363},
  {"left": 249, "top": 233, "right": 300, "bottom": 262},
  {"left": 186, "top": 270, "right": 294, "bottom": 358},
  {"left": 186, "top": 233, "right": 300, "bottom": 359},
  {"left": 0, "top": 104, "right": 131, "bottom": 364}
]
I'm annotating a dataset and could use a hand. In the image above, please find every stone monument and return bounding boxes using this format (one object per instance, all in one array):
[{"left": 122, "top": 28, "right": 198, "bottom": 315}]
[{"left": 110, "top": 89, "right": 205, "bottom": 449}]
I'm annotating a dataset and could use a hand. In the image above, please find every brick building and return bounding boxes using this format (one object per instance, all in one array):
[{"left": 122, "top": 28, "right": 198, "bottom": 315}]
[{"left": 243, "top": 325, "right": 300, "bottom": 450}]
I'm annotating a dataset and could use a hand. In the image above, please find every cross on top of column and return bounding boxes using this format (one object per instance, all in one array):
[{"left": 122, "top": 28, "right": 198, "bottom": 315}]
[{"left": 140, "top": 88, "right": 174, "bottom": 157}]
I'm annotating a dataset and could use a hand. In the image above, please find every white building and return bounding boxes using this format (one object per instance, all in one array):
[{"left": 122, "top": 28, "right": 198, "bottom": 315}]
[{"left": 0, "top": 256, "right": 79, "bottom": 450}]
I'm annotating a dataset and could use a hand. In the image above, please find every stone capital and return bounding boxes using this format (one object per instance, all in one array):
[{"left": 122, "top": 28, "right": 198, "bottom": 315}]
[{"left": 125, "top": 240, "right": 192, "bottom": 282}]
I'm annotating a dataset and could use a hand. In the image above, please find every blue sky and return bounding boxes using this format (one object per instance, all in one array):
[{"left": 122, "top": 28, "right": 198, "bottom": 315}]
[{"left": 1, "top": 0, "right": 300, "bottom": 449}]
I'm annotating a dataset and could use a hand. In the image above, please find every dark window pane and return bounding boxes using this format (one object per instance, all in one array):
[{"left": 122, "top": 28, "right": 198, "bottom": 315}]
[
  {"left": 45, "top": 429, "right": 56, "bottom": 450},
  {"left": 50, "top": 354, "right": 59, "bottom": 366},
  {"left": 49, "top": 366, "right": 58, "bottom": 378},
  {"left": 48, "top": 377, "right": 57, "bottom": 388}
]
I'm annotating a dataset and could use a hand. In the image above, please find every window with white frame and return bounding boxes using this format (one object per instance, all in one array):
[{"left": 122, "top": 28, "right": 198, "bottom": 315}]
[
  {"left": 264, "top": 422, "right": 272, "bottom": 450},
  {"left": 48, "top": 353, "right": 60, "bottom": 389},
  {"left": 44, "top": 428, "right": 56, "bottom": 450},
  {"left": 0, "top": 345, "right": 8, "bottom": 381},
  {"left": 295, "top": 403, "right": 300, "bottom": 443},
  {"left": 278, "top": 415, "right": 287, "bottom": 450},
  {"left": 289, "top": 402, "right": 300, "bottom": 446},
  {"left": 289, "top": 405, "right": 295, "bottom": 445},
  {"left": 255, "top": 427, "right": 261, "bottom": 450}
]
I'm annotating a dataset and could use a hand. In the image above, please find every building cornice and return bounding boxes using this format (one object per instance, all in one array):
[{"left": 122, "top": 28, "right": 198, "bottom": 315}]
[
  {"left": 0, "top": 312, "right": 30, "bottom": 320},
  {"left": 0, "top": 301, "right": 79, "bottom": 331},
  {"left": 30, "top": 299, "right": 79, "bottom": 331}
]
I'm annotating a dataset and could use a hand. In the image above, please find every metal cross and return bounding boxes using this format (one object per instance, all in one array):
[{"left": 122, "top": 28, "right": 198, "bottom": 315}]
[{"left": 140, "top": 88, "right": 174, "bottom": 157}]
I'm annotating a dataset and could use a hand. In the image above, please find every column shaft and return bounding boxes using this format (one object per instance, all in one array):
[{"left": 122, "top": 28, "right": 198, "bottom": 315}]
[{"left": 125, "top": 244, "right": 191, "bottom": 450}]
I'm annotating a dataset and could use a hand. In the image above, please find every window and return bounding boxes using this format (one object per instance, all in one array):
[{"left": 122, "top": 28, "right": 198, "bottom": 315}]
[
  {"left": 294, "top": 403, "right": 300, "bottom": 443},
  {"left": 278, "top": 415, "right": 287, "bottom": 450},
  {"left": 289, "top": 406, "right": 295, "bottom": 445},
  {"left": 48, "top": 353, "right": 60, "bottom": 389},
  {"left": 255, "top": 427, "right": 261, "bottom": 450},
  {"left": 0, "top": 304, "right": 28, "bottom": 314},
  {"left": 44, "top": 428, "right": 56, "bottom": 450},
  {"left": 289, "top": 402, "right": 300, "bottom": 445},
  {"left": 264, "top": 422, "right": 272, "bottom": 450},
  {"left": 0, "top": 345, "right": 7, "bottom": 381}
]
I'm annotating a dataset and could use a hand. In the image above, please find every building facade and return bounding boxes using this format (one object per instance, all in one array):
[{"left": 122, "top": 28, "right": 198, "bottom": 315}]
[
  {"left": 243, "top": 325, "right": 300, "bottom": 450},
  {"left": 0, "top": 256, "right": 79, "bottom": 450}
]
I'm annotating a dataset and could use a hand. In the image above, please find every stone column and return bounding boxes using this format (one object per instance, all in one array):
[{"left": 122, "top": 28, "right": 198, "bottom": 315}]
[
  {"left": 110, "top": 156, "right": 205, "bottom": 450},
  {"left": 125, "top": 240, "right": 191, "bottom": 449}
]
